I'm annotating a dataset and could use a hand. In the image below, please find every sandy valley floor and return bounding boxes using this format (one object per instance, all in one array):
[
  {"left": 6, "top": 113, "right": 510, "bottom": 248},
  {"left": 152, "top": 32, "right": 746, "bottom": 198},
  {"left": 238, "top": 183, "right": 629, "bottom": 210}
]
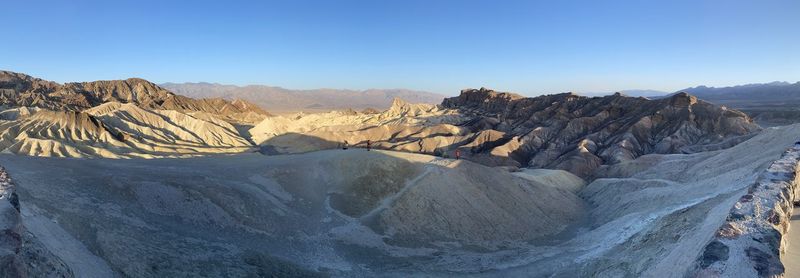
[{"left": 2, "top": 125, "right": 800, "bottom": 277}]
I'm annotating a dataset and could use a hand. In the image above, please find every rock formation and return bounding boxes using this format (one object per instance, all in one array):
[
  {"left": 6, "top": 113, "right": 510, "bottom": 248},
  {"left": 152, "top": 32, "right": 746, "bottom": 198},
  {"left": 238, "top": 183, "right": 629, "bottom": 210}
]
[
  {"left": 0, "top": 103, "right": 254, "bottom": 158},
  {"left": 0, "top": 71, "right": 271, "bottom": 158},
  {"left": 1, "top": 71, "right": 760, "bottom": 176},
  {"left": 0, "top": 70, "right": 795, "bottom": 277},
  {"left": 0, "top": 71, "right": 270, "bottom": 124},
  {"left": 442, "top": 88, "right": 761, "bottom": 176},
  {"left": 254, "top": 87, "right": 760, "bottom": 177}
]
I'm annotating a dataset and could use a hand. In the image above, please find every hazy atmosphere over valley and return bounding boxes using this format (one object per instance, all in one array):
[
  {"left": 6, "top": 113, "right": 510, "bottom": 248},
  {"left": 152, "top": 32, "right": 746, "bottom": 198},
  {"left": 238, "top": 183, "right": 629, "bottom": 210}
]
[{"left": 1, "top": 1, "right": 800, "bottom": 277}]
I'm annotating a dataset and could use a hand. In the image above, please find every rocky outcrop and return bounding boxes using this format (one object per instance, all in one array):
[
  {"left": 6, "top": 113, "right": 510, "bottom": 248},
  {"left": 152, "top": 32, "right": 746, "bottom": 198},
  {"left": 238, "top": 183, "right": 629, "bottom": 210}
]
[
  {"left": 687, "top": 144, "right": 800, "bottom": 277},
  {"left": 441, "top": 88, "right": 761, "bottom": 176},
  {"left": 0, "top": 71, "right": 270, "bottom": 123}
]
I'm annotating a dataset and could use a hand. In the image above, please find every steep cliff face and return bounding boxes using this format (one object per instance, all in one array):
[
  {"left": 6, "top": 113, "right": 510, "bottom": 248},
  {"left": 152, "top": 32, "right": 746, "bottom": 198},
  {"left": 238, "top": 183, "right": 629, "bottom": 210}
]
[
  {"left": 441, "top": 88, "right": 761, "bottom": 176},
  {"left": 0, "top": 71, "right": 270, "bottom": 123}
]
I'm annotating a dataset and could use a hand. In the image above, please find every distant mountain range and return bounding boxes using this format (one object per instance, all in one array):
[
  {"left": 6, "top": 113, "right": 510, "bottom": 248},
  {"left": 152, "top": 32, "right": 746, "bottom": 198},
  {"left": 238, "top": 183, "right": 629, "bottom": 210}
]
[
  {"left": 675, "top": 81, "right": 800, "bottom": 127},
  {"left": 160, "top": 82, "right": 446, "bottom": 113},
  {"left": 617, "top": 89, "right": 671, "bottom": 98},
  {"left": 679, "top": 81, "right": 800, "bottom": 102},
  {"left": 588, "top": 82, "right": 800, "bottom": 101},
  {"left": 585, "top": 89, "right": 670, "bottom": 98}
]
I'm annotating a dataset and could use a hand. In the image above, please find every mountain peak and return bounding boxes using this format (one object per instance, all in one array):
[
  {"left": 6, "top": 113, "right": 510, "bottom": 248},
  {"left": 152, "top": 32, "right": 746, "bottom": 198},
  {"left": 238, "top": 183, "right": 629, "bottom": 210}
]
[
  {"left": 668, "top": 92, "right": 697, "bottom": 106},
  {"left": 0, "top": 71, "right": 270, "bottom": 123},
  {"left": 390, "top": 97, "right": 409, "bottom": 108}
]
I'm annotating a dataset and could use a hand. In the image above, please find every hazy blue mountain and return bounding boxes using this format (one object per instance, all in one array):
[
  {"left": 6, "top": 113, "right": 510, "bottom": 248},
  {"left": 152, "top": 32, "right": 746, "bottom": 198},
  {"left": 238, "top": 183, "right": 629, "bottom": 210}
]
[
  {"left": 678, "top": 81, "right": 800, "bottom": 101},
  {"left": 677, "top": 81, "right": 800, "bottom": 127},
  {"left": 584, "top": 89, "right": 669, "bottom": 98},
  {"left": 619, "top": 89, "right": 670, "bottom": 98},
  {"left": 161, "top": 82, "right": 445, "bottom": 113}
]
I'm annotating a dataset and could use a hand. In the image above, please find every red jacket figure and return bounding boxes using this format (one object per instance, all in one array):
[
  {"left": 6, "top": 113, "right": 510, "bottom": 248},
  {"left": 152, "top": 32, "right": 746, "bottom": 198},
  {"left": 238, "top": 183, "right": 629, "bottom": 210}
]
[{"left": 455, "top": 149, "right": 461, "bottom": 160}]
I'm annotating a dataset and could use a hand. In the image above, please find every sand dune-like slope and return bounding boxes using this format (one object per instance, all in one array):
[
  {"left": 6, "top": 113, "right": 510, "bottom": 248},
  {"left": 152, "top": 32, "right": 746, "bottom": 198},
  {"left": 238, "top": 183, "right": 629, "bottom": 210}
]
[
  {"left": 0, "top": 150, "right": 585, "bottom": 277},
  {"left": 0, "top": 103, "right": 254, "bottom": 158},
  {"left": 86, "top": 102, "right": 251, "bottom": 147}
]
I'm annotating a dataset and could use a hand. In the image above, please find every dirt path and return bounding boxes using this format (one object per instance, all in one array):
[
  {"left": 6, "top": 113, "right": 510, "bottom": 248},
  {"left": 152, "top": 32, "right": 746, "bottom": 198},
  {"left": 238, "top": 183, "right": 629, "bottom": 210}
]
[
  {"left": 359, "top": 165, "right": 433, "bottom": 221},
  {"left": 784, "top": 207, "right": 800, "bottom": 275}
]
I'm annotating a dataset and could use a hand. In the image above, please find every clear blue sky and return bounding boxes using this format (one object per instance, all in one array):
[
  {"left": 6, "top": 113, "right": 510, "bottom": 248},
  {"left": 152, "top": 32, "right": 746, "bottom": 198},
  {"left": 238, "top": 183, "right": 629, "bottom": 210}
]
[{"left": 2, "top": 0, "right": 799, "bottom": 96}]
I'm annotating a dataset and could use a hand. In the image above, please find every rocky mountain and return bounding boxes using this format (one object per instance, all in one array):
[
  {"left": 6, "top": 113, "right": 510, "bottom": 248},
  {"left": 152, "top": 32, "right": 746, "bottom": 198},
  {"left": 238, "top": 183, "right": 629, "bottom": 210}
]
[
  {"left": 0, "top": 70, "right": 763, "bottom": 177},
  {"left": 160, "top": 82, "right": 445, "bottom": 113},
  {"left": 0, "top": 71, "right": 270, "bottom": 158},
  {"left": 0, "top": 71, "right": 270, "bottom": 124},
  {"left": 0, "top": 72, "right": 787, "bottom": 277},
  {"left": 444, "top": 88, "right": 759, "bottom": 176},
  {"left": 253, "top": 88, "right": 760, "bottom": 177}
]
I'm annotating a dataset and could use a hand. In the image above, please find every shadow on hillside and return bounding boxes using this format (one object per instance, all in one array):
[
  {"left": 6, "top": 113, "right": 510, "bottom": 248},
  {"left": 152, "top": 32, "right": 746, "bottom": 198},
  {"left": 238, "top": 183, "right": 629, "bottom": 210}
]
[{"left": 256, "top": 132, "right": 525, "bottom": 169}]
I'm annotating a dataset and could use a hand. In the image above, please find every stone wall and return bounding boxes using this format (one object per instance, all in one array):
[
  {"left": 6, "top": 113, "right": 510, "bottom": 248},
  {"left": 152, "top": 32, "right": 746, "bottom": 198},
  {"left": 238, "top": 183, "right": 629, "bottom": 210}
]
[{"left": 687, "top": 144, "right": 800, "bottom": 277}]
